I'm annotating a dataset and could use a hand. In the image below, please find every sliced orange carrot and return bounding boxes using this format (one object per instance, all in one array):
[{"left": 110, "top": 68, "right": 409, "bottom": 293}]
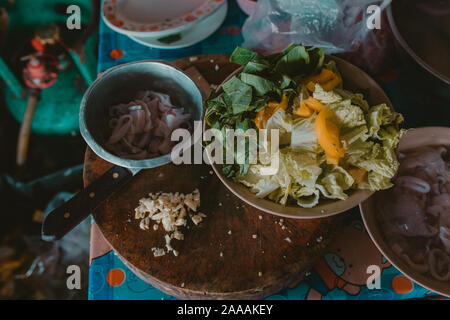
[
  {"left": 294, "top": 101, "right": 314, "bottom": 117},
  {"left": 306, "top": 81, "right": 316, "bottom": 92},
  {"left": 305, "top": 68, "right": 339, "bottom": 92},
  {"left": 308, "top": 68, "right": 335, "bottom": 83},
  {"left": 315, "top": 107, "right": 345, "bottom": 159},
  {"left": 347, "top": 167, "right": 367, "bottom": 184},
  {"left": 266, "top": 101, "right": 279, "bottom": 110},
  {"left": 320, "top": 76, "right": 342, "bottom": 91},
  {"left": 254, "top": 109, "right": 265, "bottom": 129},
  {"left": 253, "top": 94, "right": 289, "bottom": 128},
  {"left": 326, "top": 119, "right": 339, "bottom": 140},
  {"left": 279, "top": 93, "right": 288, "bottom": 110},
  {"left": 304, "top": 97, "right": 323, "bottom": 112},
  {"left": 326, "top": 153, "right": 340, "bottom": 165},
  {"left": 267, "top": 94, "right": 286, "bottom": 117}
]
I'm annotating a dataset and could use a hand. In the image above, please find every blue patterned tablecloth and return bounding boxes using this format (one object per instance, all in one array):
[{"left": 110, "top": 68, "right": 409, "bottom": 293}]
[
  {"left": 97, "top": 1, "right": 245, "bottom": 72},
  {"left": 89, "top": 0, "right": 449, "bottom": 300}
]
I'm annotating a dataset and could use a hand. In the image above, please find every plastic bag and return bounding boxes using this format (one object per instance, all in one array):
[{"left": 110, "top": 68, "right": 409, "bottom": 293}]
[{"left": 242, "top": 0, "right": 391, "bottom": 55}]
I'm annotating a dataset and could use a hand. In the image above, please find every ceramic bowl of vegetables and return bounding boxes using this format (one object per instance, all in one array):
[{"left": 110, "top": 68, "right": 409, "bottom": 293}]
[{"left": 204, "top": 45, "right": 405, "bottom": 219}]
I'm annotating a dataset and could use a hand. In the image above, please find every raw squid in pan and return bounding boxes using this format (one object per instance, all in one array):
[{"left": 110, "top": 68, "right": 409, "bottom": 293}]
[
  {"left": 378, "top": 146, "right": 450, "bottom": 282},
  {"left": 105, "top": 91, "right": 192, "bottom": 160}
]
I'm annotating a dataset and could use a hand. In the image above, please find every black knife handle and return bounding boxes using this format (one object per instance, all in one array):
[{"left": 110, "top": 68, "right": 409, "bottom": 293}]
[{"left": 41, "top": 165, "right": 134, "bottom": 241}]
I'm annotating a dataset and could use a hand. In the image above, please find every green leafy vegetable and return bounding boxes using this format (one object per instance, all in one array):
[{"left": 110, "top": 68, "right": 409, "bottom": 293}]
[
  {"left": 240, "top": 73, "right": 276, "bottom": 96},
  {"left": 273, "top": 44, "right": 310, "bottom": 76},
  {"left": 222, "top": 76, "right": 253, "bottom": 114},
  {"left": 229, "top": 47, "right": 261, "bottom": 65},
  {"left": 243, "top": 60, "right": 270, "bottom": 74}
]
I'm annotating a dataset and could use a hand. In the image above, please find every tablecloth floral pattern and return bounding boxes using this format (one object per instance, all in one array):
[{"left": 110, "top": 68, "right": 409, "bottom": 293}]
[{"left": 89, "top": 0, "right": 449, "bottom": 300}]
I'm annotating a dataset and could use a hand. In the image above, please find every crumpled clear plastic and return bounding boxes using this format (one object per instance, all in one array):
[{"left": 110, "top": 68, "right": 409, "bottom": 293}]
[{"left": 242, "top": 0, "right": 392, "bottom": 55}]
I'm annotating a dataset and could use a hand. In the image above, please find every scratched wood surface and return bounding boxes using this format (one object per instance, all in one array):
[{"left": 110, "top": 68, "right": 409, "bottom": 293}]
[{"left": 83, "top": 54, "right": 343, "bottom": 299}]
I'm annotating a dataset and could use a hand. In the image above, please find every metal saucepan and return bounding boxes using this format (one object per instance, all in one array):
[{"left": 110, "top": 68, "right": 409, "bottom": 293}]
[{"left": 41, "top": 60, "right": 203, "bottom": 241}]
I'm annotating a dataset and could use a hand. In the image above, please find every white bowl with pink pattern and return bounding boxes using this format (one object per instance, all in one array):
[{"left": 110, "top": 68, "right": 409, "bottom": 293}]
[{"left": 102, "top": 0, "right": 227, "bottom": 37}]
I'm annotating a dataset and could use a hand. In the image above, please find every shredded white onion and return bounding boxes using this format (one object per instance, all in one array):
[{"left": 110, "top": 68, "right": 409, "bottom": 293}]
[{"left": 105, "top": 91, "right": 192, "bottom": 160}]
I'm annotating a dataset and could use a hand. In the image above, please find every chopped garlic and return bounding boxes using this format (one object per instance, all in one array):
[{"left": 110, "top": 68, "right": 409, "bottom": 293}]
[
  {"left": 151, "top": 247, "right": 165, "bottom": 257},
  {"left": 135, "top": 189, "right": 206, "bottom": 257}
]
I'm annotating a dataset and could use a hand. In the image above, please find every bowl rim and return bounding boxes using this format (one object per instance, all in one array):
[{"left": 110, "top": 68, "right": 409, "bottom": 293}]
[
  {"left": 101, "top": 0, "right": 226, "bottom": 38},
  {"left": 204, "top": 54, "right": 396, "bottom": 219},
  {"left": 79, "top": 60, "right": 203, "bottom": 169},
  {"left": 236, "top": 0, "right": 257, "bottom": 15},
  {"left": 360, "top": 126, "right": 450, "bottom": 297},
  {"left": 387, "top": 2, "right": 450, "bottom": 85}
]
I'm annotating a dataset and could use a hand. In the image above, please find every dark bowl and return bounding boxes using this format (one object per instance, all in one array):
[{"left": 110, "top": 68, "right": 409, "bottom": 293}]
[{"left": 387, "top": 1, "right": 450, "bottom": 87}]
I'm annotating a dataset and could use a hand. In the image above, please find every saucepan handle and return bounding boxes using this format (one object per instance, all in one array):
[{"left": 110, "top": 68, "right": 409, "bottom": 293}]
[{"left": 41, "top": 165, "right": 134, "bottom": 241}]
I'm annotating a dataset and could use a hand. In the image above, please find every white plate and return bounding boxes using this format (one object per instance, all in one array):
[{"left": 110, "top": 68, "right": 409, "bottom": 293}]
[
  {"left": 128, "top": 1, "right": 228, "bottom": 50},
  {"left": 102, "top": 0, "right": 226, "bottom": 38}
]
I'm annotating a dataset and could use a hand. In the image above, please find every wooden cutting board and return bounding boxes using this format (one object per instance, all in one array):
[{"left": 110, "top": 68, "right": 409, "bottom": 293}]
[{"left": 83, "top": 54, "right": 343, "bottom": 300}]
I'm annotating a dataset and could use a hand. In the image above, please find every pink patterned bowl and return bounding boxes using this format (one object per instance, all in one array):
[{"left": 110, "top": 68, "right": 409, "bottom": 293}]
[
  {"left": 102, "top": 0, "right": 226, "bottom": 37},
  {"left": 237, "top": 0, "right": 256, "bottom": 15}
]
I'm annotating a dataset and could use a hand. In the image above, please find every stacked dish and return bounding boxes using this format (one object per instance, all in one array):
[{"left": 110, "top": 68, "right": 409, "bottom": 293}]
[
  {"left": 102, "top": 0, "right": 228, "bottom": 49},
  {"left": 237, "top": 0, "right": 256, "bottom": 15}
]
